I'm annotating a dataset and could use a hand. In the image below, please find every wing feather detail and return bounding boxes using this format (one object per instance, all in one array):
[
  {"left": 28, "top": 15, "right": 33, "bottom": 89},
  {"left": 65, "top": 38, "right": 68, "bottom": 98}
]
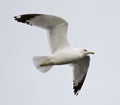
[
  {"left": 14, "top": 14, "right": 70, "bottom": 52},
  {"left": 72, "top": 56, "right": 90, "bottom": 95}
]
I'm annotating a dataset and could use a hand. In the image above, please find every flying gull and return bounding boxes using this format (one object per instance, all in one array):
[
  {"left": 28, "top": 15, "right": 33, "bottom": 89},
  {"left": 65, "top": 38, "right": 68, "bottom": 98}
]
[{"left": 14, "top": 14, "right": 94, "bottom": 95}]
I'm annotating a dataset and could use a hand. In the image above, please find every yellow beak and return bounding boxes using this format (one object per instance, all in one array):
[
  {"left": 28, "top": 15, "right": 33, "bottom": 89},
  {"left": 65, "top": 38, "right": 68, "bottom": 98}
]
[{"left": 87, "top": 51, "right": 94, "bottom": 55}]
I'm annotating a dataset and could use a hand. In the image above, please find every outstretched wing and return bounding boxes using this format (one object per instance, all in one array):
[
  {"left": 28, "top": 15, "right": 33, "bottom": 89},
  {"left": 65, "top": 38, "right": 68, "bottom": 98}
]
[
  {"left": 14, "top": 14, "right": 70, "bottom": 53},
  {"left": 72, "top": 56, "right": 90, "bottom": 95}
]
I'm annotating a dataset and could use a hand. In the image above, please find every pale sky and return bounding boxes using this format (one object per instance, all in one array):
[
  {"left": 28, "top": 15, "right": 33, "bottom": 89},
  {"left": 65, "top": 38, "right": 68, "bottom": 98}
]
[{"left": 0, "top": 0, "right": 120, "bottom": 105}]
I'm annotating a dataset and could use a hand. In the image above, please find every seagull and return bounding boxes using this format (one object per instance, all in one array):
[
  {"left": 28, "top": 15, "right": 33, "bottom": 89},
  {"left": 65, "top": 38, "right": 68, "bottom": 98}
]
[{"left": 14, "top": 14, "right": 94, "bottom": 95}]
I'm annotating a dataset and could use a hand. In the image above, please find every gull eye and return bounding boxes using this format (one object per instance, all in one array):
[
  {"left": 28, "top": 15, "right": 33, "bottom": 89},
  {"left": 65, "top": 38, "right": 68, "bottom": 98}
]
[{"left": 83, "top": 49, "right": 87, "bottom": 52}]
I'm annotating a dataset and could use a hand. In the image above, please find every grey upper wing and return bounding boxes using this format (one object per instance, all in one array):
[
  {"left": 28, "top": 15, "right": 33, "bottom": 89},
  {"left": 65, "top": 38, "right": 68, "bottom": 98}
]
[
  {"left": 14, "top": 14, "right": 70, "bottom": 53},
  {"left": 72, "top": 56, "right": 90, "bottom": 95}
]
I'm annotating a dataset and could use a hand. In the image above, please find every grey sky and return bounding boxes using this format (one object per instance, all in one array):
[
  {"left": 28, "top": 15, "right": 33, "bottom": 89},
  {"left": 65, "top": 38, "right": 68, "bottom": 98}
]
[{"left": 0, "top": 0, "right": 120, "bottom": 105}]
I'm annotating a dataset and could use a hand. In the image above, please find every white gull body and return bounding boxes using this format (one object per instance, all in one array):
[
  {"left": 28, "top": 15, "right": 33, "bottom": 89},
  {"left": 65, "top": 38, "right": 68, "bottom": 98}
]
[{"left": 14, "top": 14, "right": 94, "bottom": 95}]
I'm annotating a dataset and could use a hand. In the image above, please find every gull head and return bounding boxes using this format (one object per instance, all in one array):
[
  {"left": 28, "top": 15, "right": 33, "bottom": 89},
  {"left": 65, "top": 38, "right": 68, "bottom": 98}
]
[{"left": 80, "top": 49, "right": 94, "bottom": 56}]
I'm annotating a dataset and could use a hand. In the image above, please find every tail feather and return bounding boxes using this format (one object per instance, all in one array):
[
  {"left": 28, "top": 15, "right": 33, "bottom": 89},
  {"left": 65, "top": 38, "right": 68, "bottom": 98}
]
[{"left": 33, "top": 56, "right": 53, "bottom": 73}]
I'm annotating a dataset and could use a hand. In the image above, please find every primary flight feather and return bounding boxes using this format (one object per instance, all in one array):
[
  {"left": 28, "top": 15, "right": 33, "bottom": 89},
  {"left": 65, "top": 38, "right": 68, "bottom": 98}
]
[{"left": 14, "top": 14, "right": 94, "bottom": 95}]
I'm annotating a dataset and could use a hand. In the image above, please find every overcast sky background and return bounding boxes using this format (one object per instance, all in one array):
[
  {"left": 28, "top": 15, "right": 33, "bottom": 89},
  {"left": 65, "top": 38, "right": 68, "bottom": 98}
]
[{"left": 0, "top": 0, "right": 120, "bottom": 105}]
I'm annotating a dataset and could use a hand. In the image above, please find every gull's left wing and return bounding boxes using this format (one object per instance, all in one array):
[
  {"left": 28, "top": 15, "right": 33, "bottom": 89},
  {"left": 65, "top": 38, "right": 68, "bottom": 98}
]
[
  {"left": 72, "top": 56, "right": 90, "bottom": 95},
  {"left": 14, "top": 14, "right": 70, "bottom": 53}
]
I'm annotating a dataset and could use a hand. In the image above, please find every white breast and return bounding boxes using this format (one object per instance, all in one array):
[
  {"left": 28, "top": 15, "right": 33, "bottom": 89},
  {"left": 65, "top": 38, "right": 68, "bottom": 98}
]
[{"left": 50, "top": 48, "right": 83, "bottom": 65}]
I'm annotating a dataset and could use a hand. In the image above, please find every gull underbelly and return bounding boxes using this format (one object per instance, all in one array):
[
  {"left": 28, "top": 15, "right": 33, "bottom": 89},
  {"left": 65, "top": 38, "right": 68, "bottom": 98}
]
[{"left": 46, "top": 50, "right": 83, "bottom": 65}]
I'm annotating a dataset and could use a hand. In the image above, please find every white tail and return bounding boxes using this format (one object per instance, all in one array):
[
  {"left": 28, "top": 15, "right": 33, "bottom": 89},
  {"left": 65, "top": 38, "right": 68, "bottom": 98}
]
[{"left": 33, "top": 56, "right": 53, "bottom": 73}]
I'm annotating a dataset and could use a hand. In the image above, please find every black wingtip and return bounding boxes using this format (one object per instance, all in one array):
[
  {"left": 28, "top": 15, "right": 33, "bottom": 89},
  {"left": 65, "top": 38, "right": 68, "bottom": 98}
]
[
  {"left": 14, "top": 14, "right": 41, "bottom": 26},
  {"left": 73, "top": 74, "right": 87, "bottom": 96},
  {"left": 14, "top": 15, "right": 26, "bottom": 23},
  {"left": 14, "top": 16, "right": 17, "bottom": 20}
]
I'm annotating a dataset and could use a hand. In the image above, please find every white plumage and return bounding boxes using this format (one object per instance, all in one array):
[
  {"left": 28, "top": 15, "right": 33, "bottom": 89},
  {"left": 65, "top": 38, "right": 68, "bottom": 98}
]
[{"left": 14, "top": 14, "right": 94, "bottom": 95}]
